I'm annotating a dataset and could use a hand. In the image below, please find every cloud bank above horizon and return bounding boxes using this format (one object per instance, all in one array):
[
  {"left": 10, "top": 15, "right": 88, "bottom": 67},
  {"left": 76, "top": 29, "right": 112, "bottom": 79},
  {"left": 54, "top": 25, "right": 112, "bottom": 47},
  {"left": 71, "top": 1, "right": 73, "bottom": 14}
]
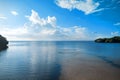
[
  {"left": 0, "top": 0, "right": 119, "bottom": 41},
  {"left": 0, "top": 10, "right": 91, "bottom": 41}
]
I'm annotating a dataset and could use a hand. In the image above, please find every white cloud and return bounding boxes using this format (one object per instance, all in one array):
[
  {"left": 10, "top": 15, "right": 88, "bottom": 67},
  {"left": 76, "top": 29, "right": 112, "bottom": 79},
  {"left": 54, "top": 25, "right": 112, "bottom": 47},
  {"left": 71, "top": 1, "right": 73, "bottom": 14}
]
[
  {"left": 26, "top": 10, "right": 56, "bottom": 28},
  {"left": 114, "top": 22, "right": 120, "bottom": 26},
  {"left": 11, "top": 11, "right": 18, "bottom": 16},
  {"left": 0, "top": 27, "right": 29, "bottom": 40},
  {"left": 111, "top": 31, "right": 119, "bottom": 36},
  {"left": 0, "top": 16, "right": 7, "bottom": 20},
  {"left": 0, "top": 10, "right": 90, "bottom": 41},
  {"left": 94, "top": 34, "right": 110, "bottom": 39},
  {"left": 0, "top": 14, "right": 7, "bottom": 20},
  {"left": 55, "top": 0, "right": 103, "bottom": 15}
]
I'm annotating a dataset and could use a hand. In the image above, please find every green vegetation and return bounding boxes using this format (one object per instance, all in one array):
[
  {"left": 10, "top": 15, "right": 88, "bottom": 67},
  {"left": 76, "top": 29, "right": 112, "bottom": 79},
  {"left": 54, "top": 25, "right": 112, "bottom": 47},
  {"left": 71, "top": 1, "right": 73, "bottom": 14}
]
[{"left": 95, "top": 36, "right": 120, "bottom": 43}]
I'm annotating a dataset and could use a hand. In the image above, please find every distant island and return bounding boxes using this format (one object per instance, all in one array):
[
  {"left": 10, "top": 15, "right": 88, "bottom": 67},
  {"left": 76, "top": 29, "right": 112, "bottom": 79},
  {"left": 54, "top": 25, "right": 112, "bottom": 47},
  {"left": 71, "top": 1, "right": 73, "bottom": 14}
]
[
  {"left": 0, "top": 35, "right": 8, "bottom": 51},
  {"left": 95, "top": 36, "right": 120, "bottom": 43}
]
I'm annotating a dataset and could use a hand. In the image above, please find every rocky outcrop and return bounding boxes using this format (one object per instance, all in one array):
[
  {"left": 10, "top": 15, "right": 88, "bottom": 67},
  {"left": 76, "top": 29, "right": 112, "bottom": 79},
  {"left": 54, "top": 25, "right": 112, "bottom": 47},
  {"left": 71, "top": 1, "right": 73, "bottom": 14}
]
[
  {"left": 95, "top": 36, "right": 120, "bottom": 43},
  {"left": 0, "top": 35, "right": 8, "bottom": 51}
]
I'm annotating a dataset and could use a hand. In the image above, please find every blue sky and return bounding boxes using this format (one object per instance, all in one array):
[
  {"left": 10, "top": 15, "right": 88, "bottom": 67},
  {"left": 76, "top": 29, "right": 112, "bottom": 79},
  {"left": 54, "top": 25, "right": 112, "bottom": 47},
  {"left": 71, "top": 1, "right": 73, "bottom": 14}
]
[{"left": 0, "top": 0, "right": 120, "bottom": 41}]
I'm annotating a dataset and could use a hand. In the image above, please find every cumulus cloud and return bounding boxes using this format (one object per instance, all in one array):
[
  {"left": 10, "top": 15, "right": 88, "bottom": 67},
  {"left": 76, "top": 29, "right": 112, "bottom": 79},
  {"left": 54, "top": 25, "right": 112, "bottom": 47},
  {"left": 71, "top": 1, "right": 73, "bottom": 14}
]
[
  {"left": 24, "top": 10, "right": 89, "bottom": 40},
  {"left": 1, "top": 10, "right": 89, "bottom": 41},
  {"left": 11, "top": 11, "right": 18, "bottom": 16},
  {"left": 26, "top": 10, "right": 56, "bottom": 28},
  {"left": 55, "top": 0, "right": 103, "bottom": 15}
]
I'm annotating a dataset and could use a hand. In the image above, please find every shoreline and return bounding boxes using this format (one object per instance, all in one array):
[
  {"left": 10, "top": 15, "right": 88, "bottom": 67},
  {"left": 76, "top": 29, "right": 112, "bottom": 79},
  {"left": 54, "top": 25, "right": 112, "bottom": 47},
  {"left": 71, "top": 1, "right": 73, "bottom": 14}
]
[{"left": 59, "top": 53, "right": 120, "bottom": 80}]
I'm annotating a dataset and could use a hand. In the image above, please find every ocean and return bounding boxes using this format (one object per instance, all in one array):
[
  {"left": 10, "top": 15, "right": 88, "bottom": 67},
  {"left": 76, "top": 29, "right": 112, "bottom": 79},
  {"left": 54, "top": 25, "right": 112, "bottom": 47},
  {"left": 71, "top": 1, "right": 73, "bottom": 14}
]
[{"left": 0, "top": 41, "right": 120, "bottom": 80}]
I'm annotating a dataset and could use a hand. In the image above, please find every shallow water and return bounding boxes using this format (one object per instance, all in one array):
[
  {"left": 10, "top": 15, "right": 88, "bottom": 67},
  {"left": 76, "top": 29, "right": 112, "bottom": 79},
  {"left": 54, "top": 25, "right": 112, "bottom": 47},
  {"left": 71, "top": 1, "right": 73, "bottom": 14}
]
[{"left": 0, "top": 41, "right": 120, "bottom": 80}]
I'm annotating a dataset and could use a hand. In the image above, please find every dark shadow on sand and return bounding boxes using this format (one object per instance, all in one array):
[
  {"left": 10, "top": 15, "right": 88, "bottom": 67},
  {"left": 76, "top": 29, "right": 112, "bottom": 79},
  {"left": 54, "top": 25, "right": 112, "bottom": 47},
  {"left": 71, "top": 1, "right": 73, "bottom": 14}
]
[{"left": 96, "top": 55, "right": 120, "bottom": 68}]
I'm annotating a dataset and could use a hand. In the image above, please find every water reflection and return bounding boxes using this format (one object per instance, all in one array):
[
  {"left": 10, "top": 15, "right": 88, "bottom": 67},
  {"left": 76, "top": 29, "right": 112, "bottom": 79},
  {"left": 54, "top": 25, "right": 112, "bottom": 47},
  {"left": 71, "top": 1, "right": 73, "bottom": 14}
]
[
  {"left": 0, "top": 41, "right": 120, "bottom": 80},
  {"left": 27, "top": 42, "right": 61, "bottom": 80},
  {"left": 0, "top": 41, "right": 62, "bottom": 80},
  {"left": 0, "top": 49, "right": 8, "bottom": 60}
]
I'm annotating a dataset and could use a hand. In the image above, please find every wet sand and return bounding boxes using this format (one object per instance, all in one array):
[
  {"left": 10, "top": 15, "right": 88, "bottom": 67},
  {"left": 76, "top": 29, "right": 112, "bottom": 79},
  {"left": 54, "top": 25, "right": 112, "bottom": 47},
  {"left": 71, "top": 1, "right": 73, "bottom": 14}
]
[{"left": 59, "top": 53, "right": 120, "bottom": 80}]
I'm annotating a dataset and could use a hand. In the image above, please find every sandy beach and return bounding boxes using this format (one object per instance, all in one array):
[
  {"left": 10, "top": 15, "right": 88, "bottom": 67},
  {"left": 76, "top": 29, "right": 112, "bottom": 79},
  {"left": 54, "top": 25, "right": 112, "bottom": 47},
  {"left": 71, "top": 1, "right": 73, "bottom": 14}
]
[{"left": 59, "top": 52, "right": 120, "bottom": 80}]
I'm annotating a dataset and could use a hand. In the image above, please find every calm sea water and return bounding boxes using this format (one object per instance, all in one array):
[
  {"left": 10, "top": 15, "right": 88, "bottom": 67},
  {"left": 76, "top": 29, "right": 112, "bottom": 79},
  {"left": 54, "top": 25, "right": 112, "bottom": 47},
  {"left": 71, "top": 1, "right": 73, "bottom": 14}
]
[{"left": 0, "top": 41, "right": 120, "bottom": 80}]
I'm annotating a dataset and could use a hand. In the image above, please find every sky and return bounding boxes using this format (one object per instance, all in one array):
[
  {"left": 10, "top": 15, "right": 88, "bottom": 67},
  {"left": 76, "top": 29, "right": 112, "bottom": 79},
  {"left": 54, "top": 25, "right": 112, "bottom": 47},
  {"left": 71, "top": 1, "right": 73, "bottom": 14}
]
[{"left": 0, "top": 0, "right": 120, "bottom": 41}]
